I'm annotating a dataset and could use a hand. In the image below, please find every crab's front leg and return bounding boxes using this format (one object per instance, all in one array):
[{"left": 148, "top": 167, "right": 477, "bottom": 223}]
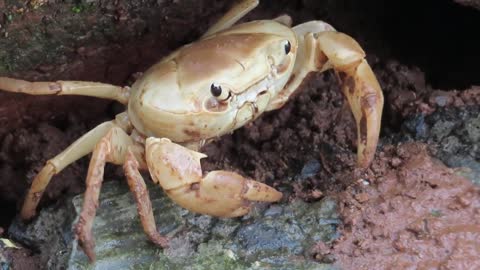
[
  {"left": 145, "top": 138, "right": 282, "bottom": 217},
  {"left": 270, "top": 22, "right": 384, "bottom": 168}
]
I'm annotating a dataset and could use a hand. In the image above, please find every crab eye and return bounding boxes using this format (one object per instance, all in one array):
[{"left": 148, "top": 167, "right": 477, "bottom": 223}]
[
  {"left": 284, "top": 40, "right": 291, "bottom": 54},
  {"left": 210, "top": 83, "right": 231, "bottom": 101},
  {"left": 210, "top": 83, "right": 222, "bottom": 97}
]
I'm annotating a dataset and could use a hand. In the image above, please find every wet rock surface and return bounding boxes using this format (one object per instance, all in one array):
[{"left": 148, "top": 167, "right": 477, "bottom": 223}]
[
  {"left": 10, "top": 181, "right": 339, "bottom": 269},
  {"left": 401, "top": 105, "right": 480, "bottom": 184}
]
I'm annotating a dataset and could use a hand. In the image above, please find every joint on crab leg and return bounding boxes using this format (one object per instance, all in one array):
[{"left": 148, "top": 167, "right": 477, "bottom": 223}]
[
  {"left": 145, "top": 138, "right": 282, "bottom": 218},
  {"left": 0, "top": 77, "right": 130, "bottom": 104}
]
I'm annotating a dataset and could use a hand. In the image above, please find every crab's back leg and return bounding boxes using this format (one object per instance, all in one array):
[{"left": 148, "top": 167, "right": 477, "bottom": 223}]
[
  {"left": 21, "top": 121, "right": 116, "bottom": 220},
  {"left": 73, "top": 126, "right": 137, "bottom": 262},
  {"left": 20, "top": 113, "right": 131, "bottom": 220},
  {"left": 202, "top": 0, "right": 259, "bottom": 38},
  {"left": 0, "top": 77, "right": 129, "bottom": 104},
  {"left": 268, "top": 21, "right": 384, "bottom": 168},
  {"left": 145, "top": 138, "right": 282, "bottom": 218},
  {"left": 123, "top": 149, "right": 168, "bottom": 248}
]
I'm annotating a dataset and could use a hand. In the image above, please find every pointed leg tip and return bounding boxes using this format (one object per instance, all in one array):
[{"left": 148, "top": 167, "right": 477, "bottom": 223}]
[
  {"left": 19, "top": 209, "right": 35, "bottom": 222},
  {"left": 149, "top": 233, "right": 169, "bottom": 249},
  {"left": 272, "top": 190, "right": 283, "bottom": 202},
  {"left": 357, "top": 148, "right": 376, "bottom": 169}
]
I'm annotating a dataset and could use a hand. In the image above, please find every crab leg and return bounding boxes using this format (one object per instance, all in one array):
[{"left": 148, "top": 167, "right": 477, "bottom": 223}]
[
  {"left": 0, "top": 77, "right": 129, "bottom": 104},
  {"left": 20, "top": 121, "right": 117, "bottom": 220},
  {"left": 74, "top": 127, "right": 136, "bottom": 262},
  {"left": 123, "top": 149, "right": 168, "bottom": 248},
  {"left": 269, "top": 21, "right": 384, "bottom": 168},
  {"left": 145, "top": 138, "right": 282, "bottom": 218},
  {"left": 202, "top": 0, "right": 259, "bottom": 37}
]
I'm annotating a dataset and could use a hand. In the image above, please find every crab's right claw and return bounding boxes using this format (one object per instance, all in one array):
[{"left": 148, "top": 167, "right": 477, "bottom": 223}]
[{"left": 145, "top": 138, "right": 282, "bottom": 218}]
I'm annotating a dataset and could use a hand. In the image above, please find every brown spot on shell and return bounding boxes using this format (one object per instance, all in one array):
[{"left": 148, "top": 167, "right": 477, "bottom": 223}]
[
  {"left": 276, "top": 55, "right": 291, "bottom": 74},
  {"left": 190, "top": 183, "right": 200, "bottom": 190},
  {"left": 204, "top": 97, "right": 228, "bottom": 112},
  {"left": 344, "top": 76, "right": 356, "bottom": 95},
  {"left": 361, "top": 92, "right": 378, "bottom": 109},
  {"left": 359, "top": 112, "right": 368, "bottom": 144},
  {"left": 49, "top": 83, "right": 61, "bottom": 92},
  {"left": 183, "top": 128, "right": 201, "bottom": 139}
]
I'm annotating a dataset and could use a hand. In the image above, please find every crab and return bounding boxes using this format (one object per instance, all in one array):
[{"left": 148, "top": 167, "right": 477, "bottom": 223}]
[{"left": 0, "top": 0, "right": 383, "bottom": 262}]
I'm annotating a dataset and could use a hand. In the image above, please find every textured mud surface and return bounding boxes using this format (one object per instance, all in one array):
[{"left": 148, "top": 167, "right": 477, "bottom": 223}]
[
  {"left": 329, "top": 143, "right": 480, "bottom": 269},
  {"left": 1, "top": 0, "right": 479, "bottom": 269}
]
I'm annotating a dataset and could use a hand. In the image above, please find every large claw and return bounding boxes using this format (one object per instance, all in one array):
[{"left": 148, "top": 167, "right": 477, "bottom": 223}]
[
  {"left": 145, "top": 138, "right": 282, "bottom": 217},
  {"left": 317, "top": 31, "right": 383, "bottom": 168},
  {"left": 286, "top": 22, "right": 384, "bottom": 168}
]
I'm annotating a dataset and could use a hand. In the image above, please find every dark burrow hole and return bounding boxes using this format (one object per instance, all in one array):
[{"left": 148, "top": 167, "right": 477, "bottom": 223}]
[
  {"left": 0, "top": 200, "right": 16, "bottom": 230},
  {"left": 298, "top": 0, "right": 479, "bottom": 89},
  {"left": 375, "top": 0, "right": 479, "bottom": 89}
]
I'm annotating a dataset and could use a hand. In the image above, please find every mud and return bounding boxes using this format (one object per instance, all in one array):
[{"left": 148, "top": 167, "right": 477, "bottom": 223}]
[
  {"left": 0, "top": 0, "right": 479, "bottom": 269},
  {"left": 2, "top": 246, "right": 40, "bottom": 270},
  {"left": 326, "top": 143, "right": 480, "bottom": 269}
]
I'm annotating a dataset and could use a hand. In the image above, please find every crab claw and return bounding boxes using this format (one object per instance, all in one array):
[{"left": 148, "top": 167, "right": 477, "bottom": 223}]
[
  {"left": 316, "top": 32, "right": 384, "bottom": 168},
  {"left": 283, "top": 22, "right": 383, "bottom": 168},
  {"left": 145, "top": 138, "right": 282, "bottom": 217}
]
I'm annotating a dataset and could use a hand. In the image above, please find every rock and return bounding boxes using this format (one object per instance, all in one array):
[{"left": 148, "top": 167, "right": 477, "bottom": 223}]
[
  {"left": 402, "top": 105, "right": 480, "bottom": 184},
  {"left": 465, "top": 115, "right": 480, "bottom": 142},
  {"left": 430, "top": 120, "right": 456, "bottom": 140},
  {"left": 12, "top": 180, "right": 340, "bottom": 269},
  {"left": 300, "top": 159, "right": 322, "bottom": 179},
  {"left": 403, "top": 114, "right": 429, "bottom": 140}
]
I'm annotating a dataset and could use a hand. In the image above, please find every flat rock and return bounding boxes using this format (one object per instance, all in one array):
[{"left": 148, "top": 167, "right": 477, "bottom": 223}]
[{"left": 12, "top": 180, "right": 339, "bottom": 269}]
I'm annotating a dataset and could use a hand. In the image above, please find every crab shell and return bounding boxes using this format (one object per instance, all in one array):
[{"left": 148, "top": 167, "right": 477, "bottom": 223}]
[{"left": 127, "top": 20, "right": 297, "bottom": 142}]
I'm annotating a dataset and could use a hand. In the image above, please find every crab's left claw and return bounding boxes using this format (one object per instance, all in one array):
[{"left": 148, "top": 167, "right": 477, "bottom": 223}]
[
  {"left": 145, "top": 138, "right": 282, "bottom": 217},
  {"left": 272, "top": 22, "right": 384, "bottom": 168},
  {"left": 317, "top": 31, "right": 383, "bottom": 168}
]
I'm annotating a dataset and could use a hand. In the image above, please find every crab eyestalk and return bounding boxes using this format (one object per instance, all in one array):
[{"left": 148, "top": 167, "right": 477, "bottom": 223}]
[{"left": 145, "top": 138, "right": 282, "bottom": 217}]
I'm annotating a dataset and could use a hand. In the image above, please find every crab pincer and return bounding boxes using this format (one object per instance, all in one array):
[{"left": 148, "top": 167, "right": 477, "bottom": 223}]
[{"left": 145, "top": 138, "right": 283, "bottom": 217}]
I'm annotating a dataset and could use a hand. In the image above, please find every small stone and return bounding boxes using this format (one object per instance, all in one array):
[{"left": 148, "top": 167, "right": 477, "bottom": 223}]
[
  {"left": 431, "top": 120, "right": 456, "bottom": 140},
  {"left": 310, "top": 189, "right": 323, "bottom": 199},
  {"left": 354, "top": 193, "right": 369, "bottom": 203},
  {"left": 390, "top": 157, "right": 402, "bottom": 167},
  {"left": 403, "top": 114, "right": 429, "bottom": 139},
  {"left": 466, "top": 116, "right": 480, "bottom": 142},
  {"left": 300, "top": 159, "right": 321, "bottom": 179},
  {"left": 441, "top": 136, "right": 461, "bottom": 154}
]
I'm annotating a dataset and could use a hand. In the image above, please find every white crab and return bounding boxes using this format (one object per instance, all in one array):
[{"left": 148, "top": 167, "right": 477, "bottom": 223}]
[{"left": 0, "top": 0, "right": 383, "bottom": 261}]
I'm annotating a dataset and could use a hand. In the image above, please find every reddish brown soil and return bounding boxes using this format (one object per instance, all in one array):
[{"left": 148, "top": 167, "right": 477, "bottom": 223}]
[
  {"left": 3, "top": 248, "right": 41, "bottom": 270},
  {"left": 323, "top": 143, "right": 480, "bottom": 269}
]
